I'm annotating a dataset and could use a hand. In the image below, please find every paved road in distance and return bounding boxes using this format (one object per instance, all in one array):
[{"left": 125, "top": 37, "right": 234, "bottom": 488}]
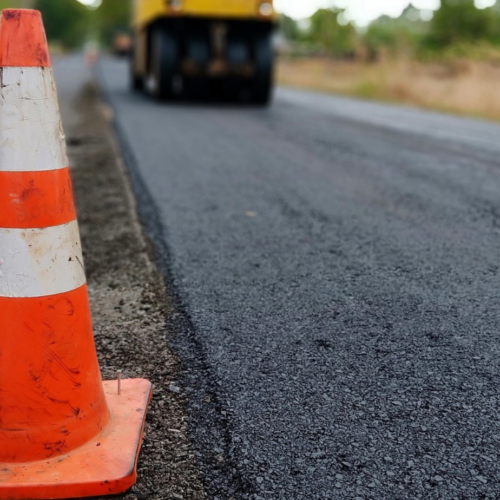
[{"left": 99, "top": 58, "right": 500, "bottom": 500}]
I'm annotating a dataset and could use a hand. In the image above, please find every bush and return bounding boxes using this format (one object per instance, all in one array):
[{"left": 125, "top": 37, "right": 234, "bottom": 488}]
[
  {"left": 305, "top": 8, "right": 357, "bottom": 58},
  {"left": 426, "top": 0, "right": 496, "bottom": 48}
]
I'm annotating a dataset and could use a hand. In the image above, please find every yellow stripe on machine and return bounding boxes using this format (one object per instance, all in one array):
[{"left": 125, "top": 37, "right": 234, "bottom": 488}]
[{"left": 134, "top": 0, "right": 276, "bottom": 28}]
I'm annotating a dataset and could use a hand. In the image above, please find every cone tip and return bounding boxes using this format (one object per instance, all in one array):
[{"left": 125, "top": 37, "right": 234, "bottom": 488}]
[{"left": 0, "top": 8, "right": 50, "bottom": 68}]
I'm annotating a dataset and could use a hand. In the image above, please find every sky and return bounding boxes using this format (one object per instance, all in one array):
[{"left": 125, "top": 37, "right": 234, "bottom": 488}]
[{"left": 274, "top": 0, "right": 497, "bottom": 26}]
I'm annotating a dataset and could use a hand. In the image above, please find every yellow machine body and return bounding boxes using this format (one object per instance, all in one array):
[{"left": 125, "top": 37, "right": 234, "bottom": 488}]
[
  {"left": 134, "top": 0, "right": 277, "bottom": 27},
  {"left": 131, "top": 0, "right": 276, "bottom": 104}
]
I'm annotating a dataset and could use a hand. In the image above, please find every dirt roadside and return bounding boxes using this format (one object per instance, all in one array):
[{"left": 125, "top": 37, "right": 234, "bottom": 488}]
[
  {"left": 67, "top": 82, "right": 206, "bottom": 500},
  {"left": 277, "top": 57, "right": 500, "bottom": 121}
]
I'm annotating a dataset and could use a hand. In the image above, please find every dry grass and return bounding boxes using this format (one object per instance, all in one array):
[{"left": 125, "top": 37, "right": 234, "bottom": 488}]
[{"left": 277, "top": 57, "right": 500, "bottom": 121}]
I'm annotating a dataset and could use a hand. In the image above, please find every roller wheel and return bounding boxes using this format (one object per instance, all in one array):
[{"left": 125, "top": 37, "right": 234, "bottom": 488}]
[
  {"left": 252, "top": 32, "right": 273, "bottom": 105},
  {"left": 148, "top": 27, "right": 179, "bottom": 100}
]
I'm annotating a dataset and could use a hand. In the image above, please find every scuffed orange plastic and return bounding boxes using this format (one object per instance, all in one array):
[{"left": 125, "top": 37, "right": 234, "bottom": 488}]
[
  {"left": 0, "top": 379, "right": 153, "bottom": 500},
  {"left": 0, "top": 10, "right": 50, "bottom": 67},
  {"left": 0, "top": 285, "right": 110, "bottom": 463},
  {"left": 0, "top": 168, "right": 76, "bottom": 229}
]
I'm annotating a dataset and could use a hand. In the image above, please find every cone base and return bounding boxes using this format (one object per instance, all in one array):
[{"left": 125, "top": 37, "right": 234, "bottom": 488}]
[{"left": 0, "top": 379, "right": 153, "bottom": 500}]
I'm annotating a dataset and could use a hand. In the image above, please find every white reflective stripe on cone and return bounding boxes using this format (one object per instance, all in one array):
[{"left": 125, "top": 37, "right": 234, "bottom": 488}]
[
  {"left": 0, "top": 67, "right": 68, "bottom": 173},
  {"left": 0, "top": 220, "right": 86, "bottom": 298}
]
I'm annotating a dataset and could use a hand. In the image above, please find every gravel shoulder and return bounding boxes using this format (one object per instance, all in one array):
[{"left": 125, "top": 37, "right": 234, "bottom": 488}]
[{"left": 67, "top": 81, "right": 206, "bottom": 500}]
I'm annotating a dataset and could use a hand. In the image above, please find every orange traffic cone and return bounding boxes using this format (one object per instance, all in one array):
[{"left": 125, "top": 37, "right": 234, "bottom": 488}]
[{"left": 0, "top": 10, "right": 152, "bottom": 499}]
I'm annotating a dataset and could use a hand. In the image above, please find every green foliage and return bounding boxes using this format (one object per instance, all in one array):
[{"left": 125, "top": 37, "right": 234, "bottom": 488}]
[
  {"left": 95, "top": 0, "right": 131, "bottom": 46},
  {"left": 306, "top": 8, "right": 356, "bottom": 57},
  {"left": 280, "top": 14, "right": 300, "bottom": 42},
  {"left": 426, "top": 0, "right": 496, "bottom": 48},
  {"left": 0, "top": 0, "right": 131, "bottom": 49},
  {"left": 363, "top": 7, "right": 428, "bottom": 58},
  {"left": 34, "top": 0, "right": 91, "bottom": 49},
  {"left": 0, "top": 0, "right": 35, "bottom": 9},
  {"left": 361, "top": 1, "right": 500, "bottom": 61}
]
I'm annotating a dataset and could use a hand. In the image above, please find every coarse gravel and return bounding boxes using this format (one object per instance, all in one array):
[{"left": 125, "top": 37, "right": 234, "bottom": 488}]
[
  {"left": 97, "top": 57, "right": 500, "bottom": 499},
  {"left": 64, "top": 72, "right": 206, "bottom": 499}
]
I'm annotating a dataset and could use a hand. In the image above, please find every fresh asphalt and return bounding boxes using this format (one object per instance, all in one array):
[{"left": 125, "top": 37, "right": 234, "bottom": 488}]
[{"left": 96, "top": 57, "right": 500, "bottom": 499}]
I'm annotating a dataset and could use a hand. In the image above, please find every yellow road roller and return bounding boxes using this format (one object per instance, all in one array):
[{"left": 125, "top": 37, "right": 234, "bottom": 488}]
[{"left": 131, "top": 0, "right": 276, "bottom": 104}]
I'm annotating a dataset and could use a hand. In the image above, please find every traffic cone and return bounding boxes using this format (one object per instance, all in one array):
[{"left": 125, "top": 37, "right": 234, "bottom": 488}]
[{"left": 0, "top": 10, "right": 152, "bottom": 499}]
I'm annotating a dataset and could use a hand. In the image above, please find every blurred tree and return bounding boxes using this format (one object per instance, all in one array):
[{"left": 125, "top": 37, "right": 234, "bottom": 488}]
[
  {"left": 20, "top": 0, "right": 132, "bottom": 49},
  {"left": 487, "top": 2, "right": 500, "bottom": 44},
  {"left": 0, "top": 0, "right": 34, "bottom": 8},
  {"left": 33, "top": 0, "right": 91, "bottom": 49},
  {"left": 363, "top": 5, "right": 429, "bottom": 59},
  {"left": 95, "top": 0, "right": 132, "bottom": 46},
  {"left": 306, "top": 8, "right": 356, "bottom": 57},
  {"left": 280, "top": 14, "right": 300, "bottom": 42},
  {"left": 426, "top": 0, "right": 496, "bottom": 47}
]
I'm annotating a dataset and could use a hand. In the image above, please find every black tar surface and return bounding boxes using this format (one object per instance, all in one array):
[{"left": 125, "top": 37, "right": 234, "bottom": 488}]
[{"left": 98, "top": 57, "right": 500, "bottom": 499}]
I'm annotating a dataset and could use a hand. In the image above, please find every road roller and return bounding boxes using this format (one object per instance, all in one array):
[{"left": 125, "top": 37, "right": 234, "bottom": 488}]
[{"left": 131, "top": 0, "right": 276, "bottom": 104}]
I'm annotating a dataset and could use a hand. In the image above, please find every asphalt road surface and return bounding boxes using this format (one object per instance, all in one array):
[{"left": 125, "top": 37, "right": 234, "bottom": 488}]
[{"left": 97, "top": 57, "right": 500, "bottom": 499}]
